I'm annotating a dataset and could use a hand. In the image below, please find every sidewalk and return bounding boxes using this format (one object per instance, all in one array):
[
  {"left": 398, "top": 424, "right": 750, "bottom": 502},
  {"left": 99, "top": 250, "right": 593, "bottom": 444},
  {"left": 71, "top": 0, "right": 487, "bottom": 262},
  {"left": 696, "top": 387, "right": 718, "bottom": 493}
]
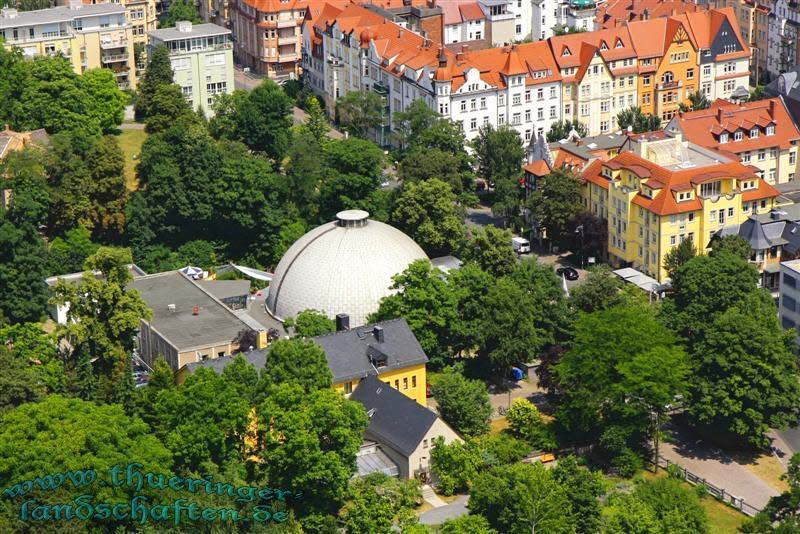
[
  {"left": 419, "top": 495, "right": 469, "bottom": 525},
  {"left": 420, "top": 484, "right": 447, "bottom": 508}
]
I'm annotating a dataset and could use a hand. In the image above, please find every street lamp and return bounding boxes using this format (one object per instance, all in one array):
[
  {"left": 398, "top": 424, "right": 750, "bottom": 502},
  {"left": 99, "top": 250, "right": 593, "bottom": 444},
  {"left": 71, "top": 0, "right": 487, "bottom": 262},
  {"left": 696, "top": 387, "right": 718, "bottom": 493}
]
[{"left": 574, "top": 224, "right": 585, "bottom": 268}]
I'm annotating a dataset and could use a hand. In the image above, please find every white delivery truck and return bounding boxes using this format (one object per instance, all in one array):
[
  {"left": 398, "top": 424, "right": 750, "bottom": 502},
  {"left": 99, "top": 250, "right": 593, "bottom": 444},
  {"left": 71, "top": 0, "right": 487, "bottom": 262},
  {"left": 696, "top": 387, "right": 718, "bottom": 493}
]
[{"left": 512, "top": 236, "right": 531, "bottom": 254}]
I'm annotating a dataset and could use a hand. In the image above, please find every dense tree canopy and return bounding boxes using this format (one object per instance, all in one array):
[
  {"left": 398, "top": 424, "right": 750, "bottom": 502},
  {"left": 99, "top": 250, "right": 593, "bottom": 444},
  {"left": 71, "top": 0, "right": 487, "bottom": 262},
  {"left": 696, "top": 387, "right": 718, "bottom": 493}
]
[
  {"left": 472, "top": 125, "right": 524, "bottom": 220},
  {"left": 338, "top": 473, "right": 421, "bottom": 533},
  {"left": 526, "top": 168, "right": 584, "bottom": 248},
  {"left": 431, "top": 366, "right": 492, "bottom": 437},
  {"left": 616, "top": 107, "right": 662, "bottom": 133},
  {"left": 285, "top": 309, "right": 336, "bottom": 338},
  {"left": 460, "top": 226, "right": 517, "bottom": 277},
  {"left": 336, "top": 90, "right": 384, "bottom": 139}
]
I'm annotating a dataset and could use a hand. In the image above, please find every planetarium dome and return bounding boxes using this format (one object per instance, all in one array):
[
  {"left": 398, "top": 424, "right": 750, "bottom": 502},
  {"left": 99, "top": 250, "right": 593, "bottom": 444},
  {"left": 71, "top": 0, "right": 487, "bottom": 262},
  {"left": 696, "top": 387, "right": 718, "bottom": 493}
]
[{"left": 266, "top": 210, "right": 428, "bottom": 326}]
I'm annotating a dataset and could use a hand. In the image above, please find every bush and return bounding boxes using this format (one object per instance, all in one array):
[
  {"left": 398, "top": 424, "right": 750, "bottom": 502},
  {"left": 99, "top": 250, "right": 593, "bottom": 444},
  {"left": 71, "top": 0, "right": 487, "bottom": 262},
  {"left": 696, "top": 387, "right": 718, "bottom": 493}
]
[
  {"left": 506, "top": 398, "right": 557, "bottom": 450},
  {"left": 611, "top": 448, "right": 643, "bottom": 478}
]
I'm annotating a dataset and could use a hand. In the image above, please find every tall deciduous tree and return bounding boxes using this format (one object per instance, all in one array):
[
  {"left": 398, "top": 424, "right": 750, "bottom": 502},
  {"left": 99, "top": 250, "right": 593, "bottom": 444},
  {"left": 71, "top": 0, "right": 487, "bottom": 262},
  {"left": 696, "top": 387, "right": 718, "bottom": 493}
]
[
  {"left": 663, "top": 236, "right": 696, "bottom": 279},
  {"left": 391, "top": 178, "right": 466, "bottom": 257},
  {"left": 568, "top": 264, "right": 623, "bottom": 313},
  {"left": 51, "top": 247, "right": 151, "bottom": 410},
  {"left": 398, "top": 147, "right": 472, "bottom": 196},
  {"left": 616, "top": 106, "right": 662, "bottom": 133},
  {"left": 460, "top": 226, "right": 517, "bottom": 277},
  {"left": 678, "top": 91, "right": 711, "bottom": 112},
  {"left": 471, "top": 125, "right": 525, "bottom": 220},
  {"left": 470, "top": 463, "right": 577, "bottom": 534},
  {"left": 392, "top": 98, "right": 439, "bottom": 149},
  {"left": 551, "top": 456, "right": 604, "bottom": 534},
  {"left": 257, "top": 383, "right": 368, "bottom": 518},
  {"left": 284, "top": 309, "right": 336, "bottom": 338},
  {"left": 304, "top": 95, "right": 330, "bottom": 145},
  {"left": 160, "top": 0, "right": 202, "bottom": 28},
  {"left": 546, "top": 119, "right": 588, "bottom": 142},
  {"left": 144, "top": 84, "right": 200, "bottom": 133},
  {"left": 337, "top": 90, "right": 385, "bottom": 139},
  {"left": 339, "top": 473, "right": 421, "bottom": 534},
  {"left": 448, "top": 263, "right": 493, "bottom": 355},
  {"left": 257, "top": 338, "right": 333, "bottom": 394},
  {"left": 526, "top": 168, "right": 583, "bottom": 248},
  {"left": 432, "top": 366, "right": 492, "bottom": 437},
  {"left": 134, "top": 44, "right": 174, "bottom": 121},
  {"left": 47, "top": 226, "right": 99, "bottom": 275},
  {"left": 690, "top": 292, "right": 800, "bottom": 447},
  {"left": 709, "top": 234, "right": 751, "bottom": 260}
]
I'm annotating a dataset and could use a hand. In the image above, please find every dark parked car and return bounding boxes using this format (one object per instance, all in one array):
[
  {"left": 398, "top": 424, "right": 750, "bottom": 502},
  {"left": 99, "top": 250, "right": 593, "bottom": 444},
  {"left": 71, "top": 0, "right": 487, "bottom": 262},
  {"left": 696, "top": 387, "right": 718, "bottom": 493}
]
[{"left": 556, "top": 267, "right": 579, "bottom": 281}]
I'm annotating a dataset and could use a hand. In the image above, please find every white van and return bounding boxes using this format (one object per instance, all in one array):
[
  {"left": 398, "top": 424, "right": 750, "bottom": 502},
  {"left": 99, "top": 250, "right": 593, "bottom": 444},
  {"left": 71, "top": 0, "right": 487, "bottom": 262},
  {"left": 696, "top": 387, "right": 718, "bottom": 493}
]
[{"left": 512, "top": 237, "right": 531, "bottom": 254}]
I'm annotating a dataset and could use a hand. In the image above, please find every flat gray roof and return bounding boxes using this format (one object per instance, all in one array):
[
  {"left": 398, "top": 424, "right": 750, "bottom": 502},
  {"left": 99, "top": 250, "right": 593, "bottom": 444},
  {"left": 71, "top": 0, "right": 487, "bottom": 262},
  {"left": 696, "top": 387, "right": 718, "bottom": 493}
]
[
  {"left": 127, "top": 271, "right": 253, "bottom": 352},
  {"left": 0, "top": 4, "right": 126, "bottom": 29},
  {"left": 148, "top": 23, "right": 230, "bottom": 41},
  {"left": 46, "top": 264, "right": 146, "bottom": 287},
  {"left": 197, "top": 279, "right": 250, "bottom": 301}
]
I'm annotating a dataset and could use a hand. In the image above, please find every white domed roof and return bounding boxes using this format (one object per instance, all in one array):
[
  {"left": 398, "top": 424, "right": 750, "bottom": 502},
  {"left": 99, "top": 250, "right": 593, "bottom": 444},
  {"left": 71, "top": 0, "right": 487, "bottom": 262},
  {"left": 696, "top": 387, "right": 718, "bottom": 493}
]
[{"left": 266, "top": 210, "right": 428, "bottom": 326}]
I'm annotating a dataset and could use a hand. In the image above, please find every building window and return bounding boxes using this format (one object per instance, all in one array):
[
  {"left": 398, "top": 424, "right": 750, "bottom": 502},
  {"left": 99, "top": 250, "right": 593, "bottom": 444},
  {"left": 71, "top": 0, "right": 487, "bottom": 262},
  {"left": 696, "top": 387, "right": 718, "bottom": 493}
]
[
  {"left": 703, "top": 65, "right": 711, "bottom": 76},
  {"left": 734, "top": 131, "right": 743, "bottom": 141},
  {"left": 750, "top": 128, "right": 759, "bottom": 138},
  {"left": 344, "top": 381, "right": 353, "bottom": 394},
  {"left": 524, "top": 110, "right": 531, "bottom": 122},
  {"left": 662, "top": 71, "right": 674, "bottom": 84},
  {"left": 686, "top": 68, "right": 694, "bottom": 79},
  {"left": 580, "top": 103, "right": 589, "bottom": 116},
  {"left": 513, "top": 94, "right": 521, "bottom": 105},
  {"left": 600, "top": 120, "right": 609, "bottom": 133},
  {"left": 784, "top": 295, "right": 797, "bottom": 312},
  {"left": 403, "top": 377, "right": 408, "bottom": 390},
  {"left": 758, "top": 150, "right": 766, "bottom": 161},
  {"left": 537, "top": 108, "right": 544, "bottom": 120},
  {"left": 470, "top": 118, "right": 477, "bottom": 131},
  {"left": 767, "top": 124, "right": 776, "bottom": 135}
]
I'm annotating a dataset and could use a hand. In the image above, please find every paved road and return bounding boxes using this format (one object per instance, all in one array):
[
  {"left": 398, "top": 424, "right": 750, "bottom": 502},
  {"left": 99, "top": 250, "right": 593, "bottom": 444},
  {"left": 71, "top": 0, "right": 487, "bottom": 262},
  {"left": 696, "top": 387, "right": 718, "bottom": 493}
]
[
  {"left": 418, "top": 495, "right": 469, "bottom": 525},
  {"left": 465, "top": 205, "right": 504, "bottom": 229},
  {"left": 776, "top": 427, "right": 800, "bottom": 456}
]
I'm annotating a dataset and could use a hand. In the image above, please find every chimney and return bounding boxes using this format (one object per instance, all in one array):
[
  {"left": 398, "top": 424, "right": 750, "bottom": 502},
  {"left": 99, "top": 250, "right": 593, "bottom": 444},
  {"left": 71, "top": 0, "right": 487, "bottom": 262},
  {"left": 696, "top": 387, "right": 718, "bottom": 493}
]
[
  {"left": 769, "top": 99, "right": 776, "bottom": 118},
  {"left": 373, "top": 325, "right": 385, "bottom": 343},
  {"left": 461, "top": 44, "right": 469, "bottom": 55},
  {"left": 427, "top": 0, "right": 435, "bottom": 7},
  {"left": 336, "top": 313, "right": 350, "bottom": 331},
  {"left": 67, "top": 0, "right": 81, "bottom": 10},
  {"left": 176, "top": 21, "right": 193, "bottom": 33},
  {"left": 438, "top": 47, "right": 447, "bottom": 67},
  {"left": 398, "top": 28, "right": 404, "bottom": 38},
  {"left": 192, "top": 306, "right": 199, "bottom": 315}
]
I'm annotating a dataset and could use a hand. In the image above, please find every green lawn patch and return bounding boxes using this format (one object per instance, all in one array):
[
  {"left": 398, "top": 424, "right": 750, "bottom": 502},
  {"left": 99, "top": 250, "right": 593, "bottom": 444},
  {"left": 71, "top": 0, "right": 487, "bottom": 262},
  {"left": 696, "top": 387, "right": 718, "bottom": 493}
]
[{"left": 117, "top": 128, "right": 147, "bottom": 190}]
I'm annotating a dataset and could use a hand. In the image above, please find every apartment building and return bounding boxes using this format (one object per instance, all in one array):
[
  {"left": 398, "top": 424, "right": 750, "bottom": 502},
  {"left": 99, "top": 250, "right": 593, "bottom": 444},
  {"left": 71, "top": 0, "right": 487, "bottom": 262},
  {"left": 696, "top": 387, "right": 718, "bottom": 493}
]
[
  {"left": 230, "top": 0, "right": 316, "bottom": 80},
  {"left": 582, "top": 132, "right": 779, "bottom": 281},
  {"left": 0, "top": 2, "right": 137, "bottom": 89},
  {"left": 199, "top": 0, "right": 229, "bottom": 28},
  {"left": 550, "top": 26, "right": 639, "bottom": 136},
  {"left": 147, "top": 21, "right": 234, "bottom": 114},
  {"left": 596, "top": 0, "right": 703, "bottom": 29},
  {"left": 768, "top": 0, "right": 800, "bottom": 79},
  {"left": 714, "top": 0, "right": 768, "bottom": 84},
  {"left": 441, "top": 1, "right": 487, "bottom": 44},
  {"left": 666, "top": 98, "right": 800, "bottom": 185},
  {"left": 779, "top": 259, "right": 800, "bottom": 337},
  {"left": 69, "top": 0, "right": 157, "bottom": 48}
]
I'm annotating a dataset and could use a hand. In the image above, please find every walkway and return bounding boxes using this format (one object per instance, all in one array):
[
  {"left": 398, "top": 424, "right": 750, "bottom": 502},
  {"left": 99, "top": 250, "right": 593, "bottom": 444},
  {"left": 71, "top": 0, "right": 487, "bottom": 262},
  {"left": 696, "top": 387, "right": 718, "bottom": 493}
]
[
  {"left": 419, "top": 495, "right": 469, "bottom": 525},
  {"left": 660, "top": 433, "right": 779, "bottom": 510},
  {"left": 420, "top": 484, "right": 447, "bottom": 508}
]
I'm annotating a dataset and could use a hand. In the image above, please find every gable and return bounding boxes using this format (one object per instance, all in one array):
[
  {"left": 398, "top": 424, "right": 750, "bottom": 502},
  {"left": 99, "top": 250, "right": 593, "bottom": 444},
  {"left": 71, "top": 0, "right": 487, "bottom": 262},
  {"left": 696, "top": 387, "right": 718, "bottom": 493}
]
[
  {"left": 673, "top": 25, "right": 689, "bottom": 44},
  {"left": 708, "top": 17, "right": 741, "bottom": 59}
]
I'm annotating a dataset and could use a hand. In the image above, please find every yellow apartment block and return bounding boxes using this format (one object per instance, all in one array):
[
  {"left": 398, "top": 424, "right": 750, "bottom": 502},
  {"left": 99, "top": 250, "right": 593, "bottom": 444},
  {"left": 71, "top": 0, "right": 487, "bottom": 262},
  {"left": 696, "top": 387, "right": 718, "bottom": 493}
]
[
  {"left": 0, "top": 2, "right": 137, "bottom": 89},
  {"left": 582, "top": 132, "right": 779, "bottom": 281}
]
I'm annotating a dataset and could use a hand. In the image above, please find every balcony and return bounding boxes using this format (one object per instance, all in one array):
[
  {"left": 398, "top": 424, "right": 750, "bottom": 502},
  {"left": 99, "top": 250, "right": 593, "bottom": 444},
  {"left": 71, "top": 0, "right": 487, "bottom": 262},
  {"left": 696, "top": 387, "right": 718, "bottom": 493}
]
[
  {"left": 277, "top": 18, "right": 299, "bottom": 29},
  {"left": 277, "top": 53, "right": 299, "bottom": 63},
  {"left": 100, "top": 39, "right": 127, "bottom": 50},
  {"left": 277, "top": 36, "right": 296, "bottom": 46},
  {"left": 373, "top": 81, "right": 389, "bottom": 96},
  {"left": 102, "top": 53, "right": 129, "bottom": 63},
  {"left": 658, "top": 80, "right": 680, "bottom": 90}
]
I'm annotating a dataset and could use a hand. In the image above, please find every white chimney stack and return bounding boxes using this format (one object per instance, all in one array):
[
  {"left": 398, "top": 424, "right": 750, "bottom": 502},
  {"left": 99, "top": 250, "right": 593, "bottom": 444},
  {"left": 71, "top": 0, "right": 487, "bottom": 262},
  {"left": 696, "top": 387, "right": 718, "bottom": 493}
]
[{"left": 176, "top": 21, "right": 193, "bottom": 33}]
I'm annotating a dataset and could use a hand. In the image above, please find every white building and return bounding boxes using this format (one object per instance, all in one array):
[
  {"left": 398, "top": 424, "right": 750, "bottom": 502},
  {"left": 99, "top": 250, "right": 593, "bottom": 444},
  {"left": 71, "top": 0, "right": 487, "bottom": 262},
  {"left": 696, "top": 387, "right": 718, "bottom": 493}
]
[
  {"left": 147, "top": 21, "right": 234, "bottom": 115},
  {"left": 768, "top": 0, "right": 800, "bottom": 79},
  {"left": 779, "top": 259, "right": 800, "bottom": 339}
]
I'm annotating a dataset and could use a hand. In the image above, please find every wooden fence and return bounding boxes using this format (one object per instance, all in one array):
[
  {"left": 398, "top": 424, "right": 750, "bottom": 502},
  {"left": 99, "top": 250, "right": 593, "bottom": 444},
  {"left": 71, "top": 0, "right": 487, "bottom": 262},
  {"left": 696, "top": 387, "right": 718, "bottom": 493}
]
[{"left": 654, "top": 456, "right": 763, "bottom": 517}]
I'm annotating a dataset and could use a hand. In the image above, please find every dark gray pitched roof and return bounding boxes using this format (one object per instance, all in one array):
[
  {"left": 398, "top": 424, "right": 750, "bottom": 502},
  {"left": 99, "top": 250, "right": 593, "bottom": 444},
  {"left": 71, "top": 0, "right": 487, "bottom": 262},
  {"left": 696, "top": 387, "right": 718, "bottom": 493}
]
[
  {"left": 184, "top": 350, "right": 266, "bottom": 374},
  {"left": 312, "top": 318, "right": 428, "bottom": 383},
  {"left": 350, "top": 375, "right": 437, "bottom": 456}
]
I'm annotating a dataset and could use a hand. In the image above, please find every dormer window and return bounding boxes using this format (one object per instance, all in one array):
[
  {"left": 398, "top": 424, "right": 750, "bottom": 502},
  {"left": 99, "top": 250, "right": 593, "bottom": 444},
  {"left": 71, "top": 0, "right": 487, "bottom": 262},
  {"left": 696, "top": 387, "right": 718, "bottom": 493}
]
[
  {"left": 767, "top": 124, "right": 775, "bottom": 135},
  {"left": 741, "top": 180, "right": 757, "bottom": 191},
  {"left": 599, "top": 40, "right": 608, "bottom": 50},
  {"left": 734, "top": 130, "right": 743, "bottom": 141},
  {"left": 750, "top": 128, "right": 759, "bottom": 138},
  {"left": 562, "top": 47, "right": 571, "bottom": 56},
  {"left": 677, "top": 191, "right": 693, "bottom": 202},
  {"left": 601, "top": 166, "right": 611, "bottom": 178},
  {"left": 641, "top": 187, "right": 652, "bottom": 199},
  {"left": 615, "top": 38, "right": 623, "bottom": 48},
  {"left": 720, "top": 133, "right": 729, "bottom": 143}
]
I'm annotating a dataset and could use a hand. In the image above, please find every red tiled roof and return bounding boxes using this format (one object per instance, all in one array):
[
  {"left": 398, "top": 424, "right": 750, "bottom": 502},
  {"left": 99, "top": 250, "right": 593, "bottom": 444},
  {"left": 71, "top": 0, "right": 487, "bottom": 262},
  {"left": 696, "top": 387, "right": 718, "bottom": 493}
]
[
  {"left": 672, "top": 98, "right": 800, "bottom": 153},
  {"left": 524, "top": 160, "right": 551, "bottom": 176}
]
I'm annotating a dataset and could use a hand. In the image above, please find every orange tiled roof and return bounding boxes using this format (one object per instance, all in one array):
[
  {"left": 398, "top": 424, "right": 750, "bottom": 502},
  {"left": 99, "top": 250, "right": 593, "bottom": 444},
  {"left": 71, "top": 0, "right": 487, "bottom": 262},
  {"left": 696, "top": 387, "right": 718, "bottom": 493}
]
[
  {"left": 673, "top": 7, "right": 750, "bottom": 56},
  {"left": 673, "top": 98, "right": 800, "bottom": 153},
  {"left": 524, "top": 160, "right": 551, "bottom": 176},
  {"left": 596, "top": 0, "right": 702, "bottom": 29},
  {"left": 582, "top": 150, "right": 776, "bottom": 215}
]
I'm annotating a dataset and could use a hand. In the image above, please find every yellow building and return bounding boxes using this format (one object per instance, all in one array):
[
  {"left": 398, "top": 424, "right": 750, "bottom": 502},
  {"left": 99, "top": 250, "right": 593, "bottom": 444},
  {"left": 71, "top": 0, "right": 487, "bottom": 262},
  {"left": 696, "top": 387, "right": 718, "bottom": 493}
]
[
  {"left": 629, "top": 18, "right": 698, "bottom": 122},
  {"left": 315, "top": 319, "right": 428, "bottom": 407},
  {"left": 582, "top": 132, "right": 780, "bottom": 281},
  {"left": 0, "top": 2, "right": 137, "bottom": 89}
]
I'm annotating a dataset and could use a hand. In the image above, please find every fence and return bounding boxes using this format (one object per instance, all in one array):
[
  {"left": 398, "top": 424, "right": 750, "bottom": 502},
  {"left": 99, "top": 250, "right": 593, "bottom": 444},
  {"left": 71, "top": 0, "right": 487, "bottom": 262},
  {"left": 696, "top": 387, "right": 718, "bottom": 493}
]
[{"left": 654, "top": 456, "right": 763, "bottom": 517}]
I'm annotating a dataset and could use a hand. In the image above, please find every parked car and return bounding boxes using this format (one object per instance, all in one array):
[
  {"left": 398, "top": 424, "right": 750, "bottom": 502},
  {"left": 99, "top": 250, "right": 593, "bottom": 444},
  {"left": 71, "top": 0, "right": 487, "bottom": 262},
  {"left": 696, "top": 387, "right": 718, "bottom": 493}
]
[
  {"left": 556, "top": 267, "right": 579, "bottom": 281},
  {"left": 512, "top": 236, "right": 531, "bottom": 254}
]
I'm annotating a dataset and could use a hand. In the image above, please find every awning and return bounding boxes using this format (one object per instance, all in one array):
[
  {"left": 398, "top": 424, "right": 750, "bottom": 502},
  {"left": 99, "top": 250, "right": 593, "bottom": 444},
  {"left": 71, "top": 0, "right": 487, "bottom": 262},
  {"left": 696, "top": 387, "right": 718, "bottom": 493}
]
[
  {"left": 231, "top": 264, "right": 273, "bottom": 281},
  {"left": 612, "top": 267, "right": 667, "bottom": 293}
]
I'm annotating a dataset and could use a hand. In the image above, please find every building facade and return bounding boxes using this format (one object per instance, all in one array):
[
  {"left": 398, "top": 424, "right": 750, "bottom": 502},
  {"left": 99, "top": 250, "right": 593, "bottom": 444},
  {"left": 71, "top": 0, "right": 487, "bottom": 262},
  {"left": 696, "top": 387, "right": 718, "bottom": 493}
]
[
  {"left": 715, "top": 0, "right": 768, "bottom": 84},
  {"left": 666, "top": 98, "right": 800, "bottom": 185},
  {"left": 768, "top": 0, "right": 800, "bottom": 79},
  {"left": 582, "top": 132, "right": 779, "bottom": 281},
  {"left": 0, "top": 2, "right": 137, "bottom": 89},
  {"left": 147, "top": 22, "right": 234, "bottom": 115},
  {"left": 779, "top": 259, "right": 800, "bottom": 337}
]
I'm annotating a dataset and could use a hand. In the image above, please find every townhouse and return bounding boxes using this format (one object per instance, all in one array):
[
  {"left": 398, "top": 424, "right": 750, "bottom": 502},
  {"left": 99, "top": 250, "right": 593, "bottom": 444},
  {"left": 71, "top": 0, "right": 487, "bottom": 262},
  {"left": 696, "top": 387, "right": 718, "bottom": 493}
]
[
  {"left": 582, "top": 131, "right": 779, "bottom": 281},
  {"left": 147, "top": 22, "right": 235, "bottom": 115},
  {"left": 0, "top": 2, "right": 137, "bottom": 89},
  {"left": 596, "top": 0, "right": 703, "bottom": 30},
  {"left": 666, "top": 97, "right": 800, "bottom": 184},
  {"left": 768, "top": 0, "right": 800, "bottom": 79},
  {"left": 714, "top": 0, "right": 769, "bottom": 84},
  {"left": 549, "top": 26, "right": 639, "bottom": 136}
]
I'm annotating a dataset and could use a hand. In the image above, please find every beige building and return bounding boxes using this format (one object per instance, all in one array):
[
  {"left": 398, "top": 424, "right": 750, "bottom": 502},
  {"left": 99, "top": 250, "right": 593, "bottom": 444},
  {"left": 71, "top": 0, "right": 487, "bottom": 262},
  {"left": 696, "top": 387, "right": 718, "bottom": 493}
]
[{"left": 0, "top": 1, "right": 137, "bottom": 89}]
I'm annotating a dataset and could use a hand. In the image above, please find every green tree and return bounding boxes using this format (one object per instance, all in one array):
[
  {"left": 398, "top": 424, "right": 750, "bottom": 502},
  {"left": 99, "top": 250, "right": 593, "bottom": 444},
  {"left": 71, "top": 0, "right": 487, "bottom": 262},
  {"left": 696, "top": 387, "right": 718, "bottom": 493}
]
[
  {"left": 747, "top": 85, "right": 765, "bottom": 102},
  {"left": 134, "top": 44, "right": 174, "bottom": 121},
  {"left": 616, "top": 106, "right": 662, "bottom": 133},
  {"left": 317, "top": 137, "right": 386, "bottom": 222},
  {"left": 258, "top": 338, "right": 333, "bottom": 394},
  {"left": 0, "top": 345, "right": 45, "bottom": 414},
  {"left": 285, "top": 131, "right": 326, "bottom": 221},
  {"left": 471, "top": 125, "right": 524, "bottom": 220},
  {"left": 506, "top": 398, "right": 557, "bottom": 450},
  {"left": 690, "top": 293, "right": 800, "bottom": 447},
  {"left": 392, "top": 98, "right": 439, "bottom": 149},
  {"left": 398, "top": 147, "right": 473, "bottom": 197},
  {"left": 370, "top": 259, "right": 458, "bottom": 367},
  {"left": 0, "top": 323, "right": 64, "bottom": 394},
  {"left": 432, "top": 366, "right": 492, "bottom": 437},
  {"left": 161, "top": 0, "right": 202, "bottom": 28},
  {"left": 679, "top": 91, "right": 711, "bottom": 112},
  {"left": 568, "top": 264, "right": 623, "bottom": 313},
  {"left": 337, "top": 90, "right": 384, "bottom": 138},
  {"left": 47, "top": 226, "right": 99, "bottom": 275},
  {"left": 430, "top": 438, "right": 483, "bottom": 495},
  {"left": 339, "top": 473, "right": 421, "bottom": 534},
  {"left": 51, "top": 247, "right": 152, "bottom": 410},
  {"left": 176, "top": 239, "right": 217, "bottom": 268},
  {"left": 0, "top": 211, "right": 49, "bottom": 324},
  {"left": 84, "top": 135, "right": 129, "bottom": 238},
  {"left": 0, "top": 145, "right": 50, "bottom": 227},
  {"left": 603, "top": 493, "right": 660, "bottom": 534},
  {"left": 552, "top": 456, "right": 604, "bottom": 534},
  {"left": 440, "top": 516, "right": 496, "bottom": 534},
  {"left": 257, "top": 383, "right": 368, "bottom": 518},
  {"left": 0, "top": 395, "right": 172, "bottom": 531},
  {"left": 470, "top": 463, "right": 577, "bottom": 534},
  {"left": 391, "top": 178, "right": 466, "bottom": 257},
  {"left": 546, "top": 119, "right": 588, "bottom": 142},
  {"left": 663, "top": 236, "right": 697, "bottom": 279},
  {"left": 553, "top": 24, "right": 586, "bottom": 35},
  {"left": 555, "top": 302, "right": 688, "bottom": 454},
  {"left": 567, "top": 211, "right": 607, "bottom": 263},
  {"left": 526, "top": 167, "right": 583, "bottom": 248},
  {"left": 633, "top": 477, "right": 709, "bottom": 533},
  {"left": 81, "top": 68, "right": 129, "bottom": 133},
  {"left": 304, "top": 94, "right": 330, "bottom": 144},
  {"left": 152, "top": 367, "right": 250, "bottom": 471},
  {"left": 145, "top": 83, "right": 199, "bottom": 133},
  {"left": 447, "top": 263, "right": 493, "bottom": 355},
  {"left": 460, "top": 226, "right": 516, "bottom": 277},
  {"left": 709, "top": 234, "right": 751, "bottom": 260},
  {"left": 236, "top": 81, "right": 293, "bottom": 162},
  {"left": 284, "top": 309, "right": 336, "bottom": 338}
]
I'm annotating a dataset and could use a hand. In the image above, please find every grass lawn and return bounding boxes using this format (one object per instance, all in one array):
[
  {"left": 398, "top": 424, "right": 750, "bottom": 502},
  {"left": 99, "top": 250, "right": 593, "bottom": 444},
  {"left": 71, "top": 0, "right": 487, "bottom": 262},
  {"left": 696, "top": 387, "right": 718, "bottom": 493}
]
[
  {"left": 489, "top": 417, "right": 509, "bottom": 435},
  {"left": 118, "top": 129, "right": 147, "bottom": 190},
  {"left": 702, "top": 498, "right": 747, "bottom": 534}
]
